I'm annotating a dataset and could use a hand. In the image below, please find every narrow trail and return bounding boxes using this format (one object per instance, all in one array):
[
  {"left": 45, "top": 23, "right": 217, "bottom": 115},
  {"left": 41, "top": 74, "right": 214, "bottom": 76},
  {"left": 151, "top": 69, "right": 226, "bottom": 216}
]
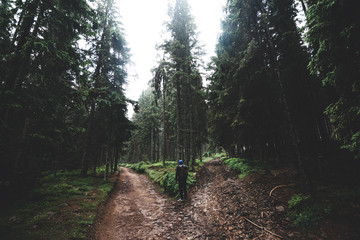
[
  {"left": 92, "top": 167, "right": 171, "bottom": 239},
  {"left": 91, "top": 160, "right": 310, "bottom": 240}
]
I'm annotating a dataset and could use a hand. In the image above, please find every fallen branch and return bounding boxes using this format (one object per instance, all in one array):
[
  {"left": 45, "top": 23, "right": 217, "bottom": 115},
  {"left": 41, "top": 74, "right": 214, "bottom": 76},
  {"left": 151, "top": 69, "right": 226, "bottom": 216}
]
[
  {"left": 242, "top": 217, "right": 283, "bottom": 239},
  {"left": 269, "top": 184, "right": 294, "bottom": 197},
  {"left": 253, "top": 233, "right": 265, "bottom": 240}
]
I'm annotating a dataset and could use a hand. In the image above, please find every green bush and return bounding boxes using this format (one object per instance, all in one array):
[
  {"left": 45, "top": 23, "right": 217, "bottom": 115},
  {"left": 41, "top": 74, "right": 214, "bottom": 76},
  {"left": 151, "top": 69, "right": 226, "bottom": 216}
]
[
  {"left": 288, "top": 194, "right": 309, "bottom": 209},
  {"left": 125, "top": 161, "right": 198, "bottom": 198},
  {"left": 287, "top": 193, "right": 332, "bottom": 229},
  {"left": 223, "top": 158, "right": 264, "bottom": 178},
  {"left": 129, "top": 161, "right": 148, "bottom": 173},
  {"left": 163, "top": 172, "right": 178, "bottom": 197},
  {"left": 162, "top": 171, "right": 196, "bottom": 197}
]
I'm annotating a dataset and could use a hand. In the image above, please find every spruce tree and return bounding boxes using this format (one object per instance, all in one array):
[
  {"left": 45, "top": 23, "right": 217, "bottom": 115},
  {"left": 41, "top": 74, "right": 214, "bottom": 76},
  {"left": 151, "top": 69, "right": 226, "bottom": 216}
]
[{"left": 153, "top": 0, "right": 206, "bottom": 167}]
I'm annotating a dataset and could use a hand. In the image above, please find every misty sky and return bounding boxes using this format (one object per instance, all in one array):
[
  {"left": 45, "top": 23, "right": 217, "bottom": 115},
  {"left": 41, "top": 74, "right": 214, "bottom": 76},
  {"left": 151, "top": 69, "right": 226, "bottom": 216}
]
[{"left": 116, "top": 0, "right": 226, "bottom": 118}]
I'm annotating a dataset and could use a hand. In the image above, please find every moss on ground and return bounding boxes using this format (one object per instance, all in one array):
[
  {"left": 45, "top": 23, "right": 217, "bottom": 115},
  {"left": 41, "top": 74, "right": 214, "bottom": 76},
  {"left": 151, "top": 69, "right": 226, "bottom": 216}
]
[{"left": 0, "top": 169, "right": 116, "bottom": 240}]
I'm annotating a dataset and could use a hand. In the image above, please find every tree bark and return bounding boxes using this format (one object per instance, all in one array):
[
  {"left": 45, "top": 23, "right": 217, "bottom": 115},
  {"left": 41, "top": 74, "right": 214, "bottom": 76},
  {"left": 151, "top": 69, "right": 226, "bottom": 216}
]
[
  {"left": 81, "top": 102, "right": 95, "bottom": 177},
  {"left": 176, "top": 79, "right": 182, "bottom": 161},
  {"left": 150, "top": 127, "right": 154, "bottom": 162},
  {"left": 162, "top": 84, "right": 168, "bottom": 166},
  {"left": 114, "top": 148, "right": 119, "bottom": 172},
  {"left": 104, "top": 160, "right": 109, "bottom": 181}
]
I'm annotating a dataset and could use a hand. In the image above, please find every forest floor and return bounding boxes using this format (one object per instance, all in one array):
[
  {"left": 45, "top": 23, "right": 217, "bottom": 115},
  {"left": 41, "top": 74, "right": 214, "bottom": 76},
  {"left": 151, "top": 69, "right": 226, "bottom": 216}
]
[{"left": 90, "top": 159, "right": 360, "bottom": 240}]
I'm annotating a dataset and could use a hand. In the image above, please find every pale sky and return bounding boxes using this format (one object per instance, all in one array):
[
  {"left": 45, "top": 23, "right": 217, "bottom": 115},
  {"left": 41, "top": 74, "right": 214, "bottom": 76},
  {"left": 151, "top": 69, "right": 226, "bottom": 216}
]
[{"left": 116, "top": 0, "right": 227, "bottom": 118}]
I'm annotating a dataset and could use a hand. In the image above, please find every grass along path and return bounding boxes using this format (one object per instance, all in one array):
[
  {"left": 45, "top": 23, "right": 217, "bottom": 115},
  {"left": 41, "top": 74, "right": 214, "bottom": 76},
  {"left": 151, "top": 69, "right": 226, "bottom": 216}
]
[{"left": 0, "top": 170, "right": 118, "bottom": 240}]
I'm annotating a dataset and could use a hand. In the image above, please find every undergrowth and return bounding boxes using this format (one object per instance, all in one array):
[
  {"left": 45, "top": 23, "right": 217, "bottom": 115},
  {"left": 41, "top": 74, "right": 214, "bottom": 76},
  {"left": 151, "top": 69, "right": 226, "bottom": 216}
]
[
  {"left": 0, "top": 168, "right": 116, "bottom": 240},
  {"left": 223, "top": 158, "right": 266, "bottom": 178},
  {"left": 124, "top": 159, "right": 205, "bottom": 197},
  {"left": 287, "top": 186, "right": 360, "bottom": 229}
]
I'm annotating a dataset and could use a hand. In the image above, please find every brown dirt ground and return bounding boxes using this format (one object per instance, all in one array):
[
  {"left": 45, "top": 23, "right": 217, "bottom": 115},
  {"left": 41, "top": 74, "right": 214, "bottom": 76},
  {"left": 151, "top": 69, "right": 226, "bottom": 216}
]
[{"left": 89, "top": 160, "right": 360, "bottom": 240}]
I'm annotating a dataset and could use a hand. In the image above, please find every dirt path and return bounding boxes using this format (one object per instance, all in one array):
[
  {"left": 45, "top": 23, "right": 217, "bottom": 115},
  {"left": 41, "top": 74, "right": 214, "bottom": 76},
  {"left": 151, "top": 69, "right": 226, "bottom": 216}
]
[
  {"left": 92, "top": 167, "right": 173, "bottom": 239},
  {"left": 168, "top": 160, "right": 291, "bottom": 239},
  {"left": 91, "top": 161, "right": 308, "bottom": 240}
]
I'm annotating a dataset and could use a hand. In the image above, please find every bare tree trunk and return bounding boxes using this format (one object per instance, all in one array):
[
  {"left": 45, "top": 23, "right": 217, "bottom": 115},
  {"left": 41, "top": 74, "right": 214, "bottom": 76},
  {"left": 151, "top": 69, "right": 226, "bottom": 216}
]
[
  {"left": 162, "top": 90, "right": 168, "bottom": 166},
  {"left": 104, "top": 161, "right": 109, "bottom": 181},
  {"left": 110, "top": 147, "right": 114, "bottom": 174},
  {"left": 81, "top": 103, "right": 95, "bottom": 177},
  {"left": 157, "top": 132, "right": 160, "bottom": 162},
  {"left": 150, "top": 127, "right": 154, "bottom": 162},
  {"left": 176, "top": 80, "right": 182, "bottom": 161},
  {"left": 190, "top": 108, "right": 195, "bottom": 170},
  {"left": 114, "top": 148, "right": 119, "bottom": 172}
]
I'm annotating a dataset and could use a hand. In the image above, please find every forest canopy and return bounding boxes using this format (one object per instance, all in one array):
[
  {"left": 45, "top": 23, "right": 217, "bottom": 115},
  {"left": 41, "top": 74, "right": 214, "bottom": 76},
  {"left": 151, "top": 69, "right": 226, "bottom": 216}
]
[
  {"left": 0, "top": 0, "right": 133, "bottom": 183},
  {"left": 126, "top": 0, "right": 360, "bottom": 179},
  {"left": 1, "top": 0, "right": 359, "bottom": 184}
]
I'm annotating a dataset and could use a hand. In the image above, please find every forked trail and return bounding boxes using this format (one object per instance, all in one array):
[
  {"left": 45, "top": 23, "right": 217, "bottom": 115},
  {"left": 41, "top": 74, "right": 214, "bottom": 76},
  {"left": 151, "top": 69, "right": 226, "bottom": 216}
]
[{"left": 91, "top": 160, "right": 313, "bottom": 239}]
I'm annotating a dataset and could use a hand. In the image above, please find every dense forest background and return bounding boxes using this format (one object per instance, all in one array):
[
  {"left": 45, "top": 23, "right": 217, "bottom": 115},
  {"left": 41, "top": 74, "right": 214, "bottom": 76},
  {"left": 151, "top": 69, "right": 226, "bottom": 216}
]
[
  {"left": 1, "top": 0, "right": 360, "bottom": 187},
  {"left": 0, "top": 0, "right": 133, "bottom": 185},
  {"left": 126, "top": 0, "right": 360, "bottom": 180}
]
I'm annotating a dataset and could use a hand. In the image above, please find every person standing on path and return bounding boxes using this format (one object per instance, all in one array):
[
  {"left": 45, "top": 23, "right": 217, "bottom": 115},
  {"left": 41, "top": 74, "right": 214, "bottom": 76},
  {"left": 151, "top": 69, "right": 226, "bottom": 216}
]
[{"left": 175, "top": 160, "right": 188, "bottom": 200}]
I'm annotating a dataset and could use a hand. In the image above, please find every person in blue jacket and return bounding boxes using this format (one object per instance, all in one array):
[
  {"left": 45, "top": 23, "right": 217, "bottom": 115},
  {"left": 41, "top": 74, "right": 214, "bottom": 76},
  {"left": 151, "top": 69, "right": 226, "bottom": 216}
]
[{"left": 175, "top": 160, "right": 188, "bottom": 200}]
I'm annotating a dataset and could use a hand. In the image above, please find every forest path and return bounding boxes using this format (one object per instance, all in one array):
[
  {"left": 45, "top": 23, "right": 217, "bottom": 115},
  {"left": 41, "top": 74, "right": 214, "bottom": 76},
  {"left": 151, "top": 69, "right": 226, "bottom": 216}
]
[
  {"left": 91, "top": 167, "right": 171, "bottom": 239},
  {"left": 91, "top": 161, "right": 305, "bottom": 240}
]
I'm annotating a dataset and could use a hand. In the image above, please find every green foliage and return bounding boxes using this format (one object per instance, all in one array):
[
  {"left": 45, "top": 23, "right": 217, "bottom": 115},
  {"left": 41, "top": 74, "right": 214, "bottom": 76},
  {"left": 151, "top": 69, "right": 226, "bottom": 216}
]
[
  {"left": 0, "top": 170, "right": 115, "bottom": 239},
  {"left": 162, "top": 172, "right": 179, "bottom": 197},
  {"left": 125, "top": 89, "right": 161, "bottom": 163},
  {"left": 125, "top": 161, "right": 198, "bottom": 197},
  {"left": 0, "top": 0, "right": 132, "bottom": 181},
  {"left": 207, "top": 0, "right": 334, "bottom": 172},
  {"left": 286, "top": 186, "right": 360, "bottom": 229},
  {"left": 287, "top": 193, "right": 332, "bottom": 229},
  {"left": 288, "top": 194, "right": 310, "bottom": 209},
  {"left": 128, "top": 161, "right": 148, "bottom": 174},
  {"left": 127, "top": 0, "right": 208, "bottom": 167},
  {"left": 223, "top": 158, "right": 265, "bottom": 178},
  {"left": 307, "top": 0, "right": 360, "bottom": 156}
]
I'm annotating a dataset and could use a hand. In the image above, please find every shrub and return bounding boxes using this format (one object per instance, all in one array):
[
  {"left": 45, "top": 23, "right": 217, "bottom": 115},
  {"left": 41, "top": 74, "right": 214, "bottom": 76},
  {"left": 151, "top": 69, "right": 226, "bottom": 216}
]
[
  {"left": 129, "top": 161, "right": 147, "bottom": 173},
  {"left": 162, "top": 172, "right": 178, "bottom": 197},
  {"left": 287, "top": 193, "right": 332, "bottom": 229},
  {"left": 125, "top": 161, "right": 198, "bottom": 198},
  {"left": 223, "top": 158, "right": 264, "bottom": 178},
  {"left": 288, "top": 194, "right": 309, "bottom": 209}
]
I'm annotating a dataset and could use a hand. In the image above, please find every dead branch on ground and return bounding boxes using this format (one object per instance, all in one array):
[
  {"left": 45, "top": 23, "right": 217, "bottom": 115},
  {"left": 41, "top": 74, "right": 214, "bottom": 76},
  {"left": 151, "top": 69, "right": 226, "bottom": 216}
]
[
  {"left": 242, "top": 217, "right": 283, "bottom": 239},
  {"left": 269, "top": 184, "right": 294, "bottom": 197}
]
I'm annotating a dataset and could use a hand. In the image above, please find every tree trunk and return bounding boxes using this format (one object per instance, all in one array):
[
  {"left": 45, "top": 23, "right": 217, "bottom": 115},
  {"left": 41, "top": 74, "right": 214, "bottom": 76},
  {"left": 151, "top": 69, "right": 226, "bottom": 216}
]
[
  {"left": 110, "top": 147, "right": 114, "bottom": 174},
  {"left": 259, "top": 1, "right": 308, "bottom": 182},
  {"left": 6, "top": 0, "right": 42, "bottom": 90},
  {"left": 81, "top": 102, "right": 95, "bottom": 177},
  {"left": 199, "top": 147, "right": 202, "bottom": 162},
  {"left": 114, "top": 148, "right": 119, "bottom": 172},
  {"left": 176, "top": 79, "right": 182, "bottom": 161},
  {"left": 162, "top": 84, "right": 168, "bottom": 166},
  {"left": 299, "top": 0, "right": 307, "bottom": 14},
  {"left": 104, "top": 161, "right": 109, "bottom": 181},
  {"left": 157, "top": 132, "right": 160, "bottom": 162},
  {"left": 150, "top": 127, "right": 154, "bottom": 162}
]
